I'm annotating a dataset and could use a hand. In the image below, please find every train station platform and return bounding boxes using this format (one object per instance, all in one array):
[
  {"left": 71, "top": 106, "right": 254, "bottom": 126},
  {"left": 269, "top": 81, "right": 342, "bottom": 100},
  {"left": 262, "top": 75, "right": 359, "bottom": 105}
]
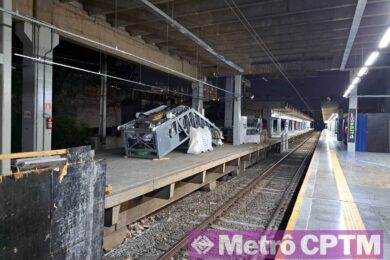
[
  {"left": 98, "top": 129, "right": 312, "bottom": 250},
  {"left": 287, "top": 130, "right": 390, "bottom": 258}
]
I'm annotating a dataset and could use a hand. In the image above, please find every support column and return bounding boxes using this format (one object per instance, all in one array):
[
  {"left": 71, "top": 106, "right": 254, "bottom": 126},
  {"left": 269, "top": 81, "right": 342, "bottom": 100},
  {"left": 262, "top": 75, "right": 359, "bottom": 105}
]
[
  {"left": 233, "top": 75, "right": 242, "bottom": 146},
  {"left": 276, "top": 118, "right": 282, "bottom": 135},
  {"left": 270, "top": 118, "right": 274, "bottom": 136},
  {"left": 16, "top": 23, "right": 59, "bottom": 152},
  {"left": 0, "top": 0, "right": 12, "bottom": 174},
  {"left": 347, "top": 85, "right": 358, "bottom": 153},
  {"left": 263, "top": 107, "right": 272, "bottom": 138},
  {"left": 192, "top": 77, "right": 205, "bottom": 114},
  {"left": 98, "top": 54, "right": 107, "bottom": 145},
  {"left": 224, "top": 76, "right": 234, "bottom": 128}
]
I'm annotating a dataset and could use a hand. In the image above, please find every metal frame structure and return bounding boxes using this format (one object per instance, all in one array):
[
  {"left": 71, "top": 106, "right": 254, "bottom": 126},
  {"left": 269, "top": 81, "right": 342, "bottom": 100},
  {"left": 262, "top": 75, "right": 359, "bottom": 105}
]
[{"left": 118, "top": 106, "right": 223, "bottom": 158}]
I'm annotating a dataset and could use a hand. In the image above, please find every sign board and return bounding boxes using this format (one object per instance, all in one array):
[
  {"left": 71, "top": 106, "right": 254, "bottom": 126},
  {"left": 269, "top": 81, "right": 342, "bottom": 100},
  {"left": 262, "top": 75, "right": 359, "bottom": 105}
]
[{"left": 348, "top": 109, "right": 357, "bottom": 143}]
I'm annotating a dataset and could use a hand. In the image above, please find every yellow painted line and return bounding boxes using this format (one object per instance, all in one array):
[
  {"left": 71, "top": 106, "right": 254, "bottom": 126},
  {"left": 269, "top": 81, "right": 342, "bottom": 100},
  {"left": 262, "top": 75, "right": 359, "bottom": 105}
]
[
  {"left": 329, "top": 149, "right": 366, "bottom": 230},
  {"left": 282, "top": 132, "right": 372, "bottom": 259},
  {"left": 287, "top": 132, "right": 366, "bottom": 231}
]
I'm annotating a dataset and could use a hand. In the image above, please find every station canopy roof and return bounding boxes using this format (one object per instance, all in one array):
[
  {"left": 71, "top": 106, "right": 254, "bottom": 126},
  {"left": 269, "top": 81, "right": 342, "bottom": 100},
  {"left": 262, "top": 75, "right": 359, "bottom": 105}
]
[
  {"left": 65, "top": 0, "right": 390, "bottom": 77},
  {"left": 243, "top": 101, "right": 314, "bottom": 122}
]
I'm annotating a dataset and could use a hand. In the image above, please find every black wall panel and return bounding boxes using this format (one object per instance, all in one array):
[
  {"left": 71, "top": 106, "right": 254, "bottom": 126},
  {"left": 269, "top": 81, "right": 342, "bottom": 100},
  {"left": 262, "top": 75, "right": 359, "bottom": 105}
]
[
  {"left": 366, "top": 113, "right": 390, "bottom": 153},
  {"left": 0, "top": 146, "right": 106, "bottom": 260}
]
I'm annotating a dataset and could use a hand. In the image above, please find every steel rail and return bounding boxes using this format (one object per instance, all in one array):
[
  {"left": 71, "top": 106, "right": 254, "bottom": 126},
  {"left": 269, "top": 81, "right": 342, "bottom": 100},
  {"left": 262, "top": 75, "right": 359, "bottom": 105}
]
[
  {"left": 265, "top": 137, "right": 319, "bottom": 230},
  {"left": 159, "top": 132, "right": 318, "bottom": 260}
]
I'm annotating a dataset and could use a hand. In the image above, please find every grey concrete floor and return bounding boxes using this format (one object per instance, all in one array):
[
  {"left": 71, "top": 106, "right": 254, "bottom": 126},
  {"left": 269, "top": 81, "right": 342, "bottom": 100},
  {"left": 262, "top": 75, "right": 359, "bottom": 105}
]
[{"left": 290, "top": 130, "right": 390, "bottom": 258}]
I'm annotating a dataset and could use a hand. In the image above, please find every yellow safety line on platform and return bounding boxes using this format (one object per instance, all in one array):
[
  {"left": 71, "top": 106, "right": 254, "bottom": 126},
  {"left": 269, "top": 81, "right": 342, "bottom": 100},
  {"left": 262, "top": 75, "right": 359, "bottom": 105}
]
[
  {"left": 282, "top": 132, "right": 370, "bottom": 260},
  {"left": 329, "top": 148, "right": 366, "bottom": 230},
  {"left": 286, "top": 132, "right": 366, "bottom": 231}
]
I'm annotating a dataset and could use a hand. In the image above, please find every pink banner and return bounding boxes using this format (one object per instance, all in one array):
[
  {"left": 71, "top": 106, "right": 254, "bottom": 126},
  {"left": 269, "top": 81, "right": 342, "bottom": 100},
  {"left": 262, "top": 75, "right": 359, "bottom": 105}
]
[{"left": 188, "top": 230, "right": 384, "bottom": 259}]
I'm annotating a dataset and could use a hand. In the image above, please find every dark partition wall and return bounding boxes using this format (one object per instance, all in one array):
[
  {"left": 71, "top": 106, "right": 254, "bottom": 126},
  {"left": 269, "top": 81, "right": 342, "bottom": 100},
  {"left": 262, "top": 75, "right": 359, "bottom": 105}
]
[
  {"left": 366, "top": 113, "right": 390, "bottom": 153},
  {"left": 0, "top": 146, "right": 106, "bottom": 259}
]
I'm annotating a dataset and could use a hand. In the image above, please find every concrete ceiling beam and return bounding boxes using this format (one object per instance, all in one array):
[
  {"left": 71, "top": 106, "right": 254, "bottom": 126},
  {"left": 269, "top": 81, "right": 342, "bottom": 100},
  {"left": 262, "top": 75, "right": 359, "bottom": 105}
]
[
  {"left": 106, "top": 0, "right": 362, "bottom": 28},
  {"left": 134, "top": 0, "right": 244, "bottom": 72},
  {"left": 79, "top": 0, "right": 172, "bottom": 16},
  {"left": 154, "top": 26, "right": 384, "bottom": 52},
  {"left": 340, "top": 0, "right": 367, "bottom": 70},
  {"left": 119, "top": 0, "right": 388, "bottom": 31},
  {"left": 13, "top": 0, "right": 201, "bottom": 79}
]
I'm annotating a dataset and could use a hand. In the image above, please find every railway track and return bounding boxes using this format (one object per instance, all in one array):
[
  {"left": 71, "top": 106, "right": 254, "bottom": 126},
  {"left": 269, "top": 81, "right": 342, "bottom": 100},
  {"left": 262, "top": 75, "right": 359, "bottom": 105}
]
[{"left": 159, "top": 132, "right": 320, "bottom": 259}]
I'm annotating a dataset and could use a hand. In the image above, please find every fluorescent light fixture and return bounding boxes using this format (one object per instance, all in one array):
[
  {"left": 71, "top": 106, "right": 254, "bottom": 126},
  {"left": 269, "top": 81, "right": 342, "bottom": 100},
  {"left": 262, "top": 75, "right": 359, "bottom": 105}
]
[
  {"left": 348, "top": 84, "right": 355, "bottom": 91},
  {"left": 357, "top": 67, "right": 368, "bottom": 77},
  {"left": 343, "top": 90, "right": 350, "bottom": 98},
  {"left": 352, "top": 77, "right": 360, "bottom": 85},
  {"left": 379, "top": 27, "right": 390, "bottom": 49},
  {"left": 365, "top": 51, "right": 379, "bottom": 66}
]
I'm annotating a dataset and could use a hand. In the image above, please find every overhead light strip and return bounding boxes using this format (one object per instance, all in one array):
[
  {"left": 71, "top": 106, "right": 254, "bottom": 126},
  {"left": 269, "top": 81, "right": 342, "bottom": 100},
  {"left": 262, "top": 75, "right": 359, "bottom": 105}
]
[
  {"left": 364, "top": 51, "right": 379, "bottom": 66},
  {"left": 0, "top": 7, "right": 233, "bottom": 95},
  {"left": 343, "top": 26, "right": 390, "bottom": 98}
]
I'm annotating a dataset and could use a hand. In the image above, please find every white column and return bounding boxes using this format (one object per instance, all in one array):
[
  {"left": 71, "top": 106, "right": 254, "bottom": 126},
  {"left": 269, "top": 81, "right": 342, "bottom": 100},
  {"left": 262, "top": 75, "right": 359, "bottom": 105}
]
[
  {"left": 192, "top": 77, "right": 205, "bottom": 114},
  {"left": 276, "top": 118, "right": 282, "bottom": 135},
  {"left": 0, "top": 0, "right": 12, "bottom": 174},
  {"left": 233, "top": 75, "right": 242, "bottom": 146},
  {"left": 224, "top": 76, "right": 234, "bottom": 128},
  {"left": 16, "top": 23, "right": 59, "bottom": 152}
]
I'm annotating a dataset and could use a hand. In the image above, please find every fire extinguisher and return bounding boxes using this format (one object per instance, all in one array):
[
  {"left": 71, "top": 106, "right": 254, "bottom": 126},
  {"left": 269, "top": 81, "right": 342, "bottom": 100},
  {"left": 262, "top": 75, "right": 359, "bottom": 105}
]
[{"left": 46, "top": 116, "right": 52, "bottom": 129}]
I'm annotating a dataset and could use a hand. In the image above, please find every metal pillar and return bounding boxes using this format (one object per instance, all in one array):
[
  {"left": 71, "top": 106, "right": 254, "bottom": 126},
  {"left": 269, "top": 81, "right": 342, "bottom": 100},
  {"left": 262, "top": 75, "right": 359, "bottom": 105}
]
[
  {"left": 276, "top": 118, "right": 282, "bottom": 135},
  {"left": 224, "top": 76, "right": 234, "bottom": 128},
  {"left": 98, "top": 54, "right": 107, "bottom": 145},
  {"left": 0, "top": 0, "right": 12, "bottom": 174},
  {"left": 348, "top": 78, "right": 358, "bottom": 153},
  {"left": 192, "top": 77, "right": 205, "bottom": 114},
  {"left": 16, "top": 23, "right": 59, "bottom": 152},
  {"left": 233, "top": 75, "right": 242, "bottom": 146}
]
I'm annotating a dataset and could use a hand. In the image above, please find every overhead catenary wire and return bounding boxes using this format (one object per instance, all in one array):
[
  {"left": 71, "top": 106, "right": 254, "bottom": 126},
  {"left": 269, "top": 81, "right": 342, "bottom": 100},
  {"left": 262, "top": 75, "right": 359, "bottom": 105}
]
[
  {"left": 224, "top": 0, "right": 314, "bottom": 114},
  {"left": 0, "top": 7, "right": 233, "bottom": 95},
  {"left": 14, "top": 53, "right": 195, "bottom": 98}
]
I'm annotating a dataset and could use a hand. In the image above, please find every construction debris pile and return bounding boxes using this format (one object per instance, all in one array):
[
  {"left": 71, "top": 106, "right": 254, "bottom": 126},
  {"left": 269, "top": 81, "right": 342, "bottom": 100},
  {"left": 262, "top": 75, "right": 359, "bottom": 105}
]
[{"left": 117, "top": 105, "right": 223, "bottom": 158}]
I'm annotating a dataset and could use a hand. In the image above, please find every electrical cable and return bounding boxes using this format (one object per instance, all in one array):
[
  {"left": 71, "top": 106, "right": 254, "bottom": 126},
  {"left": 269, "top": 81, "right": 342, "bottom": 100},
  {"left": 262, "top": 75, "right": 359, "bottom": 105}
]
[
  {"left": 14, "top": 53, "right": 194, "bottom": 98},
  {"left": 0, "top": 7, "right": 232, "bottom": 94},
  {"left": 224, "top": 0, "right": 314, "bottom": 114}
]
